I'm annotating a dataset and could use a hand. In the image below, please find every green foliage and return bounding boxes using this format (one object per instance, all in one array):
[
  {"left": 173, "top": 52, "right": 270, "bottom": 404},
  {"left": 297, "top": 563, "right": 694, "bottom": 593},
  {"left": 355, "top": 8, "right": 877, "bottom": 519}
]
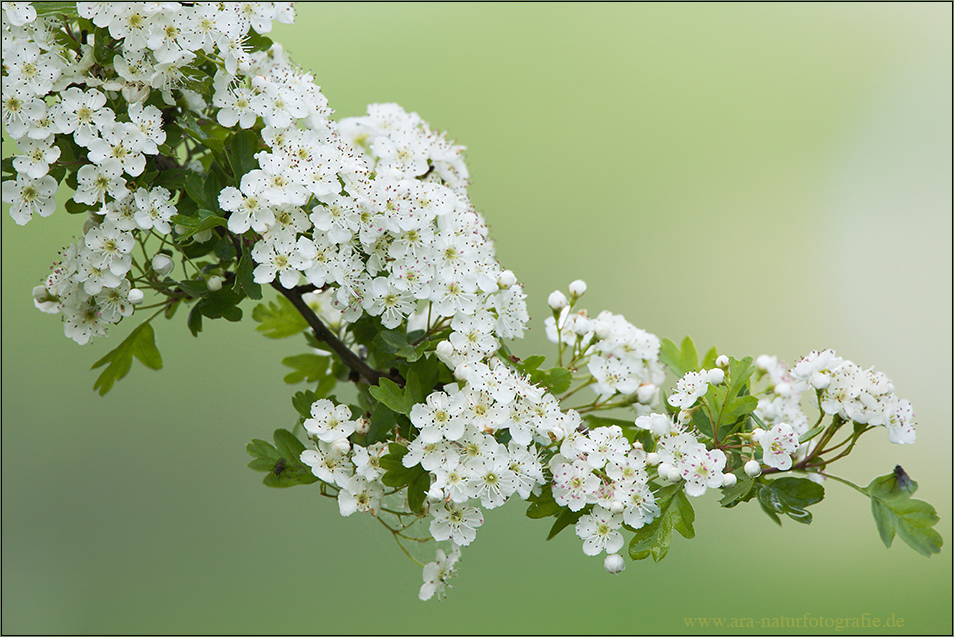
[
  {"left": 629, "top": 484, "right": 695, "bottom": 562},
  {"left": 719, "top": 470, "right": 757, "bottom": 508},
  {"left": 253, "top": 296, "right": 308, "bottom": 338},
  {"left": 281, "top": 354, "right": 329, "bottom": 384},
  {"left": 660, "top": 336, "right": 698, "bottom": 377},
  {"left": 755, "top": 477, "right": 824, "bottom": 525},
  {"left": 246, "top": 429, "right": 318, "bottom": 488},
  {"left": 704, "top": 356, "right": 758, "bottom": 440},
  {"left": 510, "top": 354, "right": 572, "bottom": 394},
  {"left": 91, "top": 323, "right": 163, "bottom": 395},
  {"left": 547, "top": 507, "right": 585, "bottom": 541},
  {"left": 373, "top": 330, "right": 426, "bottom": 362},
  {"left": 226, "top": 129, "right": 261, "bottom": 180},
  {"left": 379, "top": 443, "right": 428, "bottom": 511},
  {"left": 865, "top": 468, "right": 942, "bottom": 557},
  {"left": 525, "top": 484, "right": 561, "bottom": 519}
]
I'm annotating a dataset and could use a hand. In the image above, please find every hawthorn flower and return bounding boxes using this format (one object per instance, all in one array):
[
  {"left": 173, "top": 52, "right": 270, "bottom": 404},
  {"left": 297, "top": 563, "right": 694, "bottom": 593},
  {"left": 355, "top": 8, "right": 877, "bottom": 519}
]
[
  {"left": 2, "top": 174, "right": 58, "bottom": 224},
  {"left": 304, "top": 399, "right": 357, "bottom": 444},
  {"left": 575, "top": 506, "right": 624, "bottom": 556},
  {"left": 760, "top": 423, "right": 799, "bottom": 470},
  {"left": 429, "top": 501, "right": 484, "bottom": 546},
  {"left": 419, "top": 547, "right": 461, "bottom": 601}
]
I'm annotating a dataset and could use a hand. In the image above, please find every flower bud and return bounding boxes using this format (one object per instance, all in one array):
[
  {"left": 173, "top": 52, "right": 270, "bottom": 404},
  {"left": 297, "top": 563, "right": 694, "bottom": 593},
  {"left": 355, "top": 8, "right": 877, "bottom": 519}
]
[
  {"left": 744, "top": 460, "right": 762, "bottom": 477},
  {"left": 658, "top": 462, "right": 673, "bottom": 477},
  {"left": 667, "top": 465, "right": 683, "bottom": 483},
  {"left": 722, "top": 472, "right": 738, "bottom": 488},
  {"left": 568, "top": 279, "right": 587, "bottom": 297},
  {"left": 593, "top": 322, "right": 611, "bottom": 340},
  {"left": 152, "top": 253, "right": 174, "bottom": 277},
  {"left": 609, "top": 501, "right": 624, "bottom": 514},
  {"left": 355, "top": 416, "right": 370, "bottom": 435},
  {"left": 331, "top": 438, "right": 351, "bottom": 455},
  {"left": 207, "top": 275, "right": 223, "bottom": 292},
  {"left": 774, "top": 381, "right": 792, "bottom": 397},
  {"left": 751, "top": 427, "right": 765, "bottom": 443},
  {"left": 716, "top": 354, "right": 730, "bottom": 368},
  {"left": 548, "top": 290, "right": 568, "bottom": 310},
  {"left": 636, "top": 383, "right": 658, "bottom": 405},
  {"left": 603, "top": 554, "right": 625, "bottom": 574},
  {"left": 128, "top": 288, "right": 144, "bottom": 305},
  {"left": 194, "top": 229, "right": 213, "bottom": 243},
  {"left": 645, "top": 452, "right": 661, "bottom": 466},
  {"left": 677, "top": 409, "right": 692, "bottom": 425},
  {"left": 426, "top": 485, "right": 444, "bottom": 502},
  {"left": 707, "top": 368, "right": 725, "bottom": 385},
  {"left": 497, "top": 270, "right": 517, "bottom": 289}
]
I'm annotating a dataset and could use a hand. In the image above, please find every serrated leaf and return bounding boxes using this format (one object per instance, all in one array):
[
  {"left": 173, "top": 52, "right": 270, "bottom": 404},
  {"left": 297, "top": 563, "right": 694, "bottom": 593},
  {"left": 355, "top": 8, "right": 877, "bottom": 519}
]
[
  {"left": 273, "top": 429, "right": 306, "bottom": 463},
  {"left": 91, "top": 323, "right": 163, "bottom": 395},
  {"left": 628, "top": 485, "right": 695, "bottom": 562},
  {"left": 253, "top": 296, "right": 307, "bottom": 338},
  {"left": 539, "top": 367, "right": 572, "bottom": 394},
  {"left": 246, "top": 438, "right": 281, "bottom": 461},
  {"left": 514, "top": 355, "right": 546, "bottom": 375},
  {"left": 292, "top": 390, "right": 319, "bottom": 418},
  {"left": 660, "top": 336, "right": 698, "bottom": 377},
  {"left": 281, "top": 353, "right": 330, "bottom": 384},
  {"left": 865, "top": 470, "right": 942, "bottom": 556}
]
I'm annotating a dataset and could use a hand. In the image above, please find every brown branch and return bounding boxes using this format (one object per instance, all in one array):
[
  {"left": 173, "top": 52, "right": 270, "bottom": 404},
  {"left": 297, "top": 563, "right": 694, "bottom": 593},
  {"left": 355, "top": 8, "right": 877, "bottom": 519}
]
[{"left": 272, "top": 282, "right": 403, "bottom": 387}]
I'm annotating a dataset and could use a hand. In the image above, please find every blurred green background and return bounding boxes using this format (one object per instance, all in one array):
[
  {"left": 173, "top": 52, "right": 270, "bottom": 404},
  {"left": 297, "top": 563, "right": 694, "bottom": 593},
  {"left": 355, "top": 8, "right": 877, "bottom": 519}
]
[{"left": 2, "top": 3, "right": 951, "bottom": 634}]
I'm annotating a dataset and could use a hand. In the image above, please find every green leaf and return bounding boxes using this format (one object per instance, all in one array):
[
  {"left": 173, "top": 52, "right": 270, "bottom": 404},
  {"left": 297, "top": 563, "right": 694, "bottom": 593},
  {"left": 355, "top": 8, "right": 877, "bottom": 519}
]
[
  {"left": 171, "top": 208, "right": 227, "bottom": 240},
  {"left": 252, "top": 296, "right": 307, "bottom": 338},
  {"left": 538, "top": 367, "right": 572, "bottom": 394},
  {"left": 368, "top": 377, "right": 412, "bottom": 415},
  {"left": 865, "top": 468, "right": 942, "bottom": 557},
  {"left": 91, "top": 323, "right": 163, "bottom": 395},
  {"left": 547, "top": 507, "right": 585, "bottom": 541},
  {"left": 799, "top": 424, "right": 826, "bottom": 444},
  {"left": 755, "top": 477, "right": 825, "bottom": 525},
  {"left": 719, "top": 471, "right": 757, "bottom": 508},
  {"left": 226, "top": 129, "right": 260, "bottom": 180},
  {"left": 33, "top": 2, "right": 79, "bottom": 17},
  {"left": 629, "top": 485, "right": 695, "bottom": 562},
  {"left": 281, "top": 353, "right": 330, "bottom": 384},
  {"left": 407, "top": 470, "right": 430, "bottom": 514},
  {"left": 700, "top": 346, "right": 719, "bottom": 371},
  {"left": 273, "top": 428, "right": 307, "bottom": 463},
  {"left": 247, "top": 429, "right": 318, "bottom": 488},
  {"left": 526, "top": 484, "right": 561, "bottom": 519},
  {"left": 373, "top": 330, "right": 424, "bottom": 362},
  {"left": 292, "top": 390, "right": 319, "bottom": 419},
  {"left": 660, "top": 336, "right": 698, "bottom": 377},
  {"left": 513, "top": 355, "right": 546, "bottom": 376}
]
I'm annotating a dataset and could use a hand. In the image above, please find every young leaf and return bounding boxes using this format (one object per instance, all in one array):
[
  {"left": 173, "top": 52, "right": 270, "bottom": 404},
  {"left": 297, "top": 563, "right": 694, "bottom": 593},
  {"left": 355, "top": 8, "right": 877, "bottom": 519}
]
[
  {"left": 628, "top": 485, "right": 695, "bottom": 562},
  {"left": 660, "top": 336, "right": 698, "bottom": 377},
  {"left": 253, "top": 296, "right": 308, "bottom": 338},
  {"left": 91, "top": 323, "right": 163, "bottom": 395},
  {"left": 281, "top": 353, "right": 330, "bottom": 384},
  {"left": 865, "top": 468, "right": 942, "bottom": 557},
  {"left": 539, "top": 367, "right": 572, "bottom": 394},
  {"left": 292, "top": 390, "right": 319, "bottom": 419}
]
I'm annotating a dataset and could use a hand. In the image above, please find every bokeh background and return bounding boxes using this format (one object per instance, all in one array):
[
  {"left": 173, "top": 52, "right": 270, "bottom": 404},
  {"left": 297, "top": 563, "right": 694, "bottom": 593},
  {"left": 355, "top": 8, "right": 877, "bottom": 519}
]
[{"left": 2, "top": 3, "right": 951, "bottom": 634}]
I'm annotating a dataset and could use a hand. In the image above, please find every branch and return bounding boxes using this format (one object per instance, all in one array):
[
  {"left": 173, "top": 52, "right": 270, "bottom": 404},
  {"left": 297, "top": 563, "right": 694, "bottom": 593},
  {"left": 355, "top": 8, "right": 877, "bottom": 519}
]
[{"left": 271, "top": 282, "right": 403, "bottom": 387}]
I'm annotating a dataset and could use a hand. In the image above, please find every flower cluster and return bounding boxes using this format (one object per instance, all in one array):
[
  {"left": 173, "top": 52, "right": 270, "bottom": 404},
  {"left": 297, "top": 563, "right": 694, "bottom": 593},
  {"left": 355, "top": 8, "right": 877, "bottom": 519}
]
[
  {"left": 791, "top": 349, "right": 916, "bottom": 445},
  {"left": 4, "top": 3, "right": 931, "bottom": 601}
]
